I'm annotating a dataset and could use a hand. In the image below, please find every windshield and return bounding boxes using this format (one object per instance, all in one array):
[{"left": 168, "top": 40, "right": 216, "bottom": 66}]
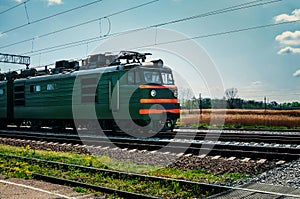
[
  {"left": 144, "top": 71, "right": 161, "bottom": 84},
  {"left": 143, "top": 70, "right": 174, "bottom": 85},
  {"left": 161, "top": 72, "right": 174, "bottom": 85}
]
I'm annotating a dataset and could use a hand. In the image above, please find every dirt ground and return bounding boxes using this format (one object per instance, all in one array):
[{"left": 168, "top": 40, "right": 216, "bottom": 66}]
[{"left": 0, "top": 175, "right": 105, "bottom": 199}]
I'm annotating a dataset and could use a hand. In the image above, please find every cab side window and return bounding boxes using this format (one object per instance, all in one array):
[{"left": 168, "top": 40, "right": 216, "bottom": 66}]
[
  {"left": 135, "top": 71, "right": 141, "bottom": 84},
  {"left": 127, "top": 71, "right": 141, "bottom": 85},
  {"left": 128, "top": 71, "right": 134, "bottom": 84}
]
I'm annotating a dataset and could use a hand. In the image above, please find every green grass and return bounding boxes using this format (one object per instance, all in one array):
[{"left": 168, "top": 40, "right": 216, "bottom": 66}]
[
  {"left": 0, "top": 144, "right": 250, "bottom": 198},
  {"left": 148, "top": 168, "right": 247, "bottom": 184},
  {"left": 0, "top": 156, "right": 208, "bottom": 198}
]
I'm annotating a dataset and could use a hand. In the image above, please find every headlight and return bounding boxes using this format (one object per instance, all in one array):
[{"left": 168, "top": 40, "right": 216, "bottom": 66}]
[
  {"left": 150, "top": 89, "right": 156, "bottom": 97},
  {"left": 173, "top": 90, "right": 178, "bottom": 98}
]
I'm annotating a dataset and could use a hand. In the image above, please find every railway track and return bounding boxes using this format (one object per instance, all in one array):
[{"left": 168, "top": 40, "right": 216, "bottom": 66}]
[
  {"left": 2, "top": 127, "right": 300, "bottom": 144},
  {"left": 1, "top": 129, "right": 300, "bottom": 198},
  {"left": 0, "top": 153, "right": 227, "bottom": 198},
  {"left": 173, "top": 129, "right": 300, "bottom": 145},
  {"left": 1, "top": 153, "right": 300, "bottom": 199},
  {"left": 2, "top": 127, "right": 300, "bottom": 143},
  {"left": 0, "top": 128, "right": 300, "bottom": 161}
]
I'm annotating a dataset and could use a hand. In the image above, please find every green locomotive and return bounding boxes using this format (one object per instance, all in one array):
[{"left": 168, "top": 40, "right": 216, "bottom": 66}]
[{"left": 0, "top": 51, "right": 180, "bottom": 132}]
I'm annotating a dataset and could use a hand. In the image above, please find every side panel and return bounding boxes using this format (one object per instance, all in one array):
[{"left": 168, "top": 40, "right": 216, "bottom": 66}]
[
  {"left": 7, "top": 81, "right": 13, "bottom": 120},
  {"left": 14, "top": 76, "right": 75, "bottom": 119},
  {"left": 0, "top": 82, "right": 7, "bottom": 119}
]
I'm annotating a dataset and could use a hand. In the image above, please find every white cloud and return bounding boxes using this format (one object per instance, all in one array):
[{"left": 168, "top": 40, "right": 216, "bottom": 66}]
[
  {"left": 48, "top": 0, "right": 63, "bottom": 6},
  {"left": 15, "top": 0, "right": 23, "bottom": 3},
  {"left": 274, "top": 9, "right": 300, "bottom": 23},
  {"left": 275, "top": 30, "right": 300, "bottom": 46},
  {"left": 293, "top": 70, "right": 300, "bottom": 77},
  {"left": 277, "top": 46, "right": 300, "bottom": 55},
  {"left": 251, "top": 81, "right": 262, "bottom": 86}
]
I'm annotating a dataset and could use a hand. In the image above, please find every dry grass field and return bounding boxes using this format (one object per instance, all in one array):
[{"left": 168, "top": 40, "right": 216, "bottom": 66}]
[{"left": 180, "top": 109, "right": 300, "bottom": 129}]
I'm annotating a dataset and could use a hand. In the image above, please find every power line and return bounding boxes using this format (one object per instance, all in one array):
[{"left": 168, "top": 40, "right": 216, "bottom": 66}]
[
  {"left": 107, "top": 0, "right": 282, "bottom": 38},
  {"left": 152, "top": 0, "right": 282, "bottom": 28},
  {"left": 0, "top": 0, "right": 280, "bottom": 50},
  {"left": 0, "top": 0, "right": 30, "bottom": 15},
  {"left": 0, "top": 0, "right": 159, "bottom": 49},
  {"left": 24, "top": 17, "right": 299, "bottom": 57},
  {"left": 151, "top": 19, "right": 300, "bottom": 46},
  {"left": 1, "top": 0, "right": 104, "bottom": 34},
  {"left": 19, "top": 0, "right": 283, "bottom": 56},
  {"left": 1, "top": 0, "right": 281, "bottom": 50}
]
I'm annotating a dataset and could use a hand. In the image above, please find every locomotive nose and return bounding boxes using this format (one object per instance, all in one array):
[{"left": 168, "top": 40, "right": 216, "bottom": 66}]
[{"left": 137, "top": 84, "right": 180, "bottom": 131}]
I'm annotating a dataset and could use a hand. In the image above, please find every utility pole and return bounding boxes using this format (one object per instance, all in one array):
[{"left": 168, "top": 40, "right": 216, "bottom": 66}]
[
  {"left": 198, "top": 93, "right": 202, "bottom": 127},
  {"left": 199, "top": 93, "right": 202, "bottom": 116},
  {"left": 264, "top": 96, "right": 267, "bottom": 112}
]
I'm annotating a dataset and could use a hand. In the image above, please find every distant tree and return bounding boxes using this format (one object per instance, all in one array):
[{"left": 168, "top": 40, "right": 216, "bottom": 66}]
[
  {"left": 179, "top": 87, "right": 194, "bottom": 109},
  {"left": 233, "top": 98, "right": 244, "bottom": 109},
  {"left": 278, "top": 101, "right": 300, "bottom": 110},
  {"left": 268, "top": 101, "right": 278, "bottom": 109},
  {"left": 225, "top": 88, "right": 238, "bottom": 109},
  {"left": 291, "top": 101, "right": 300, "bottom": 108},
  {"left": 202, "top": 98, "right": 212, "bottom": 109},
  {"left": 211, "top": 98, "right": 227, "bottom": 109}
]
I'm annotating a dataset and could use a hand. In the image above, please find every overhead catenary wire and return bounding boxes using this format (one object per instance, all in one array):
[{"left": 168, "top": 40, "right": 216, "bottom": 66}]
[
  {"left": 0, "top": 0, "right": 280, "bottom": 50},
  {"left": 0, "top": 0, "right": 281, "bottom": 50},
  {"left": 142, "top": 19, "right": 300, "bottom": 47},
  {"left": 0, "top": 0, "right": 159, "bottom": 49},
  {"left": 106, "top": 0, "right": 283, "bottom": 39},
  {"left": 150, "top": 0, "right": 282, "bottom": 29},
  {"left": 22, "top": 17, "right": 300, "bottom": 68},
  {"left": 0, "top": 0, "right": 30, "bottom": 15},
  {"left": 0, "top": 0, "right": 285, "bottom": 54},
  {"left": 24, "top": 13, "right": 299, "bottom": 57},
  {"left": 15, "top": 0, "right": 283, "bottom": 56},
  {"left": 1, "top": 0, "right": 104, "bottom": 35}
]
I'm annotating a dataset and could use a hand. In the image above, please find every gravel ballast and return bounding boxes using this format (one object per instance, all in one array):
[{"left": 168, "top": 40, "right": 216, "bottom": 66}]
[
  {"left": 0, "top": 137, "right": 280, "bottom": 175},
  {"left": 245, "top": 158, "right": 300, "bottom": 188},
  {"left": 1, "top": 137, "right": 299, "bottom": 188}
]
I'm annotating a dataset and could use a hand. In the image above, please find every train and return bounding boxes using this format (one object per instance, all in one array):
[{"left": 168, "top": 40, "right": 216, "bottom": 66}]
[{"left": 0, "top": 51, "right": 180, "bottom": 132}]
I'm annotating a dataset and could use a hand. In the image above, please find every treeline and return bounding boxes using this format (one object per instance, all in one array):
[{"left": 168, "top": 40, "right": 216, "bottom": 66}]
[{"left": 181, "top": 97, "right": 300, "bottom": 110}]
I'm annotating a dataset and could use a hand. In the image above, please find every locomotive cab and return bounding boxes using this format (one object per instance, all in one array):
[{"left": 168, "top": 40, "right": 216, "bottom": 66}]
[{"left": 123, "top": 56, "right": 180, "bottom": 132}]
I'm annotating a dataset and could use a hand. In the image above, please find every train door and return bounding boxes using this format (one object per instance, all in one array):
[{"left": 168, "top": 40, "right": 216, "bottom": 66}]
[
  {"left": 110, "top": 76, "right": 119, "bottom": 112},
  {"left": 7, "top": 80, "right": 14, "bottom": 121}
]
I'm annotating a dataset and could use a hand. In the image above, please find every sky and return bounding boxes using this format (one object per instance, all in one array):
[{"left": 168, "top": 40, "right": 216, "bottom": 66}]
[{"left": 0, "top": 0, "right": 300, "bottom": 103}]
